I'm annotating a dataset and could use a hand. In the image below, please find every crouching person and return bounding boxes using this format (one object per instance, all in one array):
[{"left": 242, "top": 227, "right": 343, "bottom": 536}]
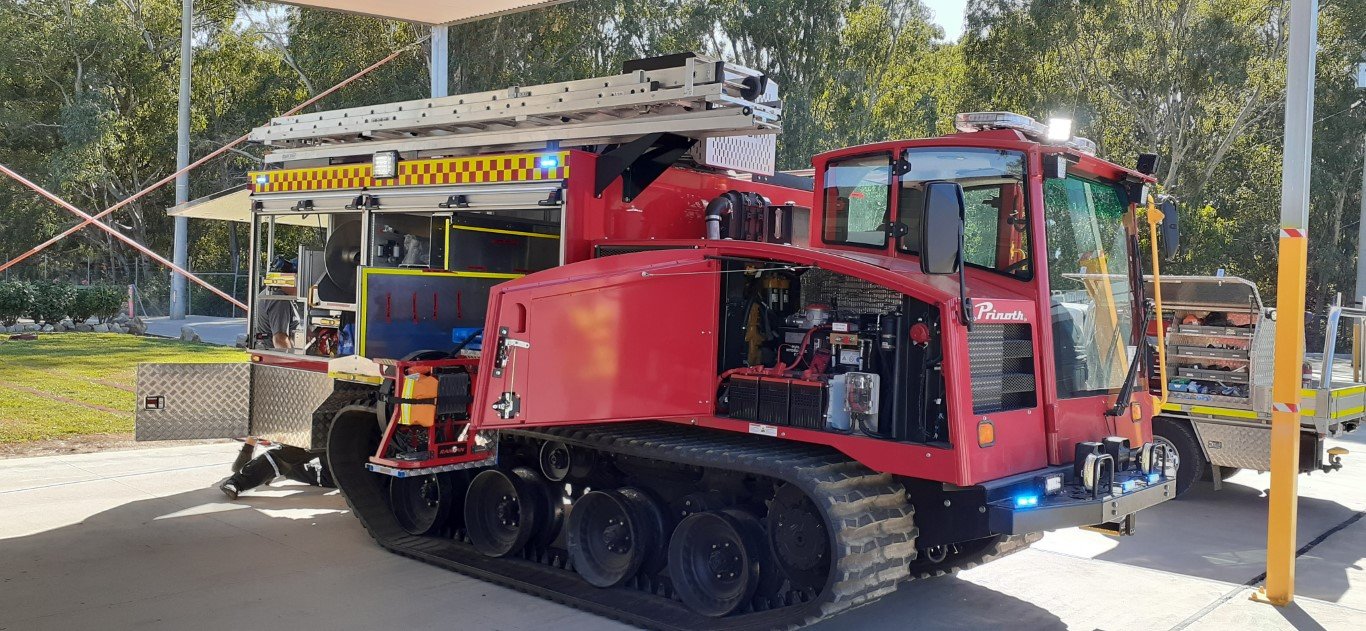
[{"left": 218, "top": 438, "right": 333, "bottom": 500}]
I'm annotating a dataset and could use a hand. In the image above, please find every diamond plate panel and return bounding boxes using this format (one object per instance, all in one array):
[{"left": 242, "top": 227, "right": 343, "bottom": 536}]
[
  {"left": 1250, "top": 319, "right": 1275, "bottom": 414},
  {"left": 136, "top": 363, "right": 250, "bottom": 440},
  {"left": 1191, "top": 421, "right": 1271, "bottom": 470},
  {"left": 249, "top": 364, "right": 335, "bottom": 448}
]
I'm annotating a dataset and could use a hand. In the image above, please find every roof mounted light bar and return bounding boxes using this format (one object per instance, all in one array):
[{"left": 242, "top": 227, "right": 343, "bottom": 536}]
[{"left": 953, "top": 111, "right": 1097, "bottom": 155}]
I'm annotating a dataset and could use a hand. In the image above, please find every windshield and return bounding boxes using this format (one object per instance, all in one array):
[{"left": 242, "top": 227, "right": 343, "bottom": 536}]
[
  {"left": 1044, "top": 175, "right": 1137, "bottom": 398},
  {"left": 898, "top": 148, "right": 1030, "bottom": 279}
]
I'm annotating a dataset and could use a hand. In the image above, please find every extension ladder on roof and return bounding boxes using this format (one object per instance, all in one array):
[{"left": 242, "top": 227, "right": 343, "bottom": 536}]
[{"left": 250, "top": 53, "right": 781, "bottom": 167}]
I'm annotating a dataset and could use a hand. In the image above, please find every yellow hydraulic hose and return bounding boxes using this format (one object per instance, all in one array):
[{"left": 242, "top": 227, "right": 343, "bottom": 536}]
[{"left": 1147, "top": 196, "right": 1169, "bottom": 408}]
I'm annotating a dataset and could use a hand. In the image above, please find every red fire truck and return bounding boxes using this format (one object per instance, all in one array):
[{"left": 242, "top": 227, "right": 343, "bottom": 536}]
[{"left": 137, "top": 54, "right": 1175, "bottom": 628}]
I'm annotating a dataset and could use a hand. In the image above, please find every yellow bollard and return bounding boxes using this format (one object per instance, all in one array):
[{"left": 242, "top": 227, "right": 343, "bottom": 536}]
[{"left": 1253, "top": 230, "right": 1307, "bottom": 606}]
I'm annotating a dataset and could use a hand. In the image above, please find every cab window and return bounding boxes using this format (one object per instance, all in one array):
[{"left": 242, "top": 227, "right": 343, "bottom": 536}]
[
  {"left": 897, "top": 148, "right": 1030, "bottom": 279},
  {"left": 822, "top": 154, "right": 892, "bottom": 248}
]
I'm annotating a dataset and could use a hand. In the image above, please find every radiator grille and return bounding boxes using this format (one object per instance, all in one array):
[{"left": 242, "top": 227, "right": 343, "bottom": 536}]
[
  {"left": 593, "top": 244, "right": 678, "bottom": 258},
  {"left": 801, "top": 268, "right": 903, "bottom": 314},
  {"left": 969, "top": 324, "right": 1037, "bottom": 414}
]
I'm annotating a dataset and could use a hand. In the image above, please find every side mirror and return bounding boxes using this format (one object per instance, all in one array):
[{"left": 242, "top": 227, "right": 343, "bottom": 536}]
[
  {"left": 1159, "top": 198, "right": 1179, "bottom": 261},
  {"left": 919, "top": 181, "right": 965, "bottom": 275}
]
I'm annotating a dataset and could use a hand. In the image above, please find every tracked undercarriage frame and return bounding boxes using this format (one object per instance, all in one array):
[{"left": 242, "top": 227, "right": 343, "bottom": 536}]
[{"left": 328, "top": 402, "right": 963, "bottom": 629}]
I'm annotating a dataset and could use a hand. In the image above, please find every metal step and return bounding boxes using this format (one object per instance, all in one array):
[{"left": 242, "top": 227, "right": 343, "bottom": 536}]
[
  {"left": 1176, "top": 367, "right": 1250, "bottom": 383},
  {"left": 251, "top": 54, "right": 781, "bottom": 166},
  {"left": 1172, "top": 324, "right": 1254, "bottom": 339},
  {"left": 1169, "top": 344, "right": 1250, "bottom": 360}
]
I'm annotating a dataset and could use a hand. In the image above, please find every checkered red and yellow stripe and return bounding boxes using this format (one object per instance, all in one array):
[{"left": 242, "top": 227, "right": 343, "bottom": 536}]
[{"left": 248, "top": 151, "right": 570, "bottom": 193}]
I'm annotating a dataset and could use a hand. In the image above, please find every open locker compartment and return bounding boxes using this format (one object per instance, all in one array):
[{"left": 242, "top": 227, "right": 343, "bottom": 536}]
[
  {"left": 136, "top": 362, "right": 343, "bottom": 449},
  {"left": 476, "top": 249, "right": 722, "bottom": 427}
]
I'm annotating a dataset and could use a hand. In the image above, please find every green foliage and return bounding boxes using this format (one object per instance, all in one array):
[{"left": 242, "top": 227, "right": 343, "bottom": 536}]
[
  {"left": 0, "top": 0, "right": 1362, "bottom": 321},
  {"left": 70, "top": 285, "right": 127, "bottom": 323},
  {"left": 26, "top": 281, "right": 76, "bottom": 324},
  {"left": 0, "top": 281, "right": 36, "bottom": 326},
  {"left": 963, "top": 0, "right": 1364, "bottom": 311}
]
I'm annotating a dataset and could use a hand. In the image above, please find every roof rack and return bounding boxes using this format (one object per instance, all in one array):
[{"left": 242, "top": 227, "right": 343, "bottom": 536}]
[{"left": 251, "top": 53, "right": 781, "bottom": 166}]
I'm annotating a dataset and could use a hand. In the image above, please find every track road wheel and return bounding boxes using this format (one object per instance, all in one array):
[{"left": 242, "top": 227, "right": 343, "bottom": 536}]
[
  {"left": 766, "top": 483, "right": 830, "bottom": 593},
  {"left": 567, "top": 488, "right": 666, "bottom": 587},
  {"left": 465, "top": 467, "right": 556, "bottom": 557},
  {"left": 539, "top": 440, "right": 573, "bottom": 481},
  {"left": 1153, "top": 416, "right": 1205, "bottom": 498},
  {"left": 668, "top": 510, "right": 766, "bottom": 617},
  {"left": 389, "top": 474, "right": 456, "bottom": 535}
]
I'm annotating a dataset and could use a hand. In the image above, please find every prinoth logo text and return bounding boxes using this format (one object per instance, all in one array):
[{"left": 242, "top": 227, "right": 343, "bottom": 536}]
[{"left": 974, "top": 301, "right": 1028, "bottom": 322}]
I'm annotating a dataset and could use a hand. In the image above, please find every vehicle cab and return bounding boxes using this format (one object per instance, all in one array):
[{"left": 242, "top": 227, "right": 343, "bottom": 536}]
[{"left": 811, "top": 112, "right": 1161, "bottom": 468}]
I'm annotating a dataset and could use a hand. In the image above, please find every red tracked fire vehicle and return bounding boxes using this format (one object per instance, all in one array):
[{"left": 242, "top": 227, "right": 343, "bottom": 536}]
[{"left": 136, "top": 55, "right": 1175, "bottom": 629}]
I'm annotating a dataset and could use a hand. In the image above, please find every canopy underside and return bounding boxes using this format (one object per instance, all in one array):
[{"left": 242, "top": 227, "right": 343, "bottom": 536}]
[{"left": 272, "top": 1, "right": 572, "bottom": 25}]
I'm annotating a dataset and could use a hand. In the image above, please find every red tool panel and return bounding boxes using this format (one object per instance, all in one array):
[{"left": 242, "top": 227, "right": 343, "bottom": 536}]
[{"left": 477, "top": 250, "right": 721, "bottom": 428}]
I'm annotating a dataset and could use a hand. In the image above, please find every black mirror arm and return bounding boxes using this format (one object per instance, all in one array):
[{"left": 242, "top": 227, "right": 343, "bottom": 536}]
[{"left": 959, "top": 227, "right": 973, "bottom": 331}]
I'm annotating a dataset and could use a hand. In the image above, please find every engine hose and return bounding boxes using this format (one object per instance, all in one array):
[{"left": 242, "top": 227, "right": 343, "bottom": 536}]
[{"left": 704, "top": 195, "right": 734, "bottom": 240}]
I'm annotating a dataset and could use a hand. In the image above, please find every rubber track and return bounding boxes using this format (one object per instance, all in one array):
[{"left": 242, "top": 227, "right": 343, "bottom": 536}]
[
  {"left": 908, "top": 532, "right": 1041, "bottom": 580},
  {"left": 330, "top": 419, "right": 917, "bottom": 630}
]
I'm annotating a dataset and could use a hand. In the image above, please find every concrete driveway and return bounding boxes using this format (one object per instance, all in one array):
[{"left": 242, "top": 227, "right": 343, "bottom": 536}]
[{"left": 2, "top": 434, "right": 1364, "bottom": 630}]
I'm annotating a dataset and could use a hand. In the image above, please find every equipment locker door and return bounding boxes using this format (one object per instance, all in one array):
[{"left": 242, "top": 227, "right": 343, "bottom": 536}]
[
  {"left": 136, "top": 362, "right": 339, "bottom": 447},
  {"left": 478, "top": 251, "right": 721, "bottom": 427},
  {"left": 135, "top": 363, "right": 251, "bottom": 440}
]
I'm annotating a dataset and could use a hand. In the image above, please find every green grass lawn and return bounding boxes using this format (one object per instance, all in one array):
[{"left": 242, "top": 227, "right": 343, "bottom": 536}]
[{"left": 0, "top": 333, "right": 246, "bottom": 443}]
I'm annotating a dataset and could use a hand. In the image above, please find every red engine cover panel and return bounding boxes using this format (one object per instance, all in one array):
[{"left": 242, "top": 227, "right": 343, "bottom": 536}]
[{"left": 477, "top": 250, "right": 721, "bottom": 427}]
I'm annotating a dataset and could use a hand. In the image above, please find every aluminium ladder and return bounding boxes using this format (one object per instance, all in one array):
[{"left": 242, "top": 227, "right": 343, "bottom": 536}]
[{"left": 250, "top": 54, "right": 781, "bottom": 168}]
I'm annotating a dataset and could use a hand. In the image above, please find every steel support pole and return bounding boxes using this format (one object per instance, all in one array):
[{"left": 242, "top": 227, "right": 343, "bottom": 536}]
[
  {"left": 430, "top": 25, "right": 449, "bottom": 98},
  {"left": 1356, "top": 134, "right": 1366, "bottom": 304},
  {"left": 1256, "top": 0, "right": 1318, "bottom": 607},
  {"left": 171, "top": 0, "right": 193, "bottom": 319}
]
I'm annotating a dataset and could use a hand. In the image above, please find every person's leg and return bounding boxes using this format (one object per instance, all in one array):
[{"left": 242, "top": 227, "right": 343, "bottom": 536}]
[
  {"left": 271, "top": 446, "right": 323, "bottom": 485},
  {"left": 218, "top": 451, "right": 280, "bottom": 499}
]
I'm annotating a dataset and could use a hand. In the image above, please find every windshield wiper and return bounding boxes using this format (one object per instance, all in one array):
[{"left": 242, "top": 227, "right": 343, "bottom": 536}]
[{"left": 1106, "top": 299, "right": 1150, "bottom": 418}]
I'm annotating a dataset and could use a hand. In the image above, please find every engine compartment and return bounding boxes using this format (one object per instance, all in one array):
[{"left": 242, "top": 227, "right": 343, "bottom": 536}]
[{"left": 716, "top": 260, "right": 949, "bottom": 445}]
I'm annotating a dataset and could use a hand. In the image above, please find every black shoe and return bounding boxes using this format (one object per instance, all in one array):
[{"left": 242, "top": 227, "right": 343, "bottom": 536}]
[{"left": 217, "top": 477, "right": 241, "bottom": 500}]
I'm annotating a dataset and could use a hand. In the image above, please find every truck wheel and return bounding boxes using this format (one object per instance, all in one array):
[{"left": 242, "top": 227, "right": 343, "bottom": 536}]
[{"left": 1152, "top": 417, "right": 1205, "bottom": 498}]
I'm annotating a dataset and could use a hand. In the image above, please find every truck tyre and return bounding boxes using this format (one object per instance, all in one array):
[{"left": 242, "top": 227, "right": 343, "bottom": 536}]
[{"left": 1152, "top": 417, "right": 1205, "bottom": 498}]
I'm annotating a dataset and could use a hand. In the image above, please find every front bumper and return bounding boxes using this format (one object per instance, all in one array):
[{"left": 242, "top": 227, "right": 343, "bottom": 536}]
[
  {"left": 987, "top": 475, "right": 1174, "bottom": 535},
  {"left": 982, "top": 439, "right": 1176, "bottom": 536}
]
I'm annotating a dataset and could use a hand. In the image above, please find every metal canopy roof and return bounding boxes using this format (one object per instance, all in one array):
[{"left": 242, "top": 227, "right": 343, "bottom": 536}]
[
  {"left": 273, "top": 1, "right": 573, "bottom": 25},
  {"left": 169, "top": 188, "right": 321, "bottom": 227}
]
